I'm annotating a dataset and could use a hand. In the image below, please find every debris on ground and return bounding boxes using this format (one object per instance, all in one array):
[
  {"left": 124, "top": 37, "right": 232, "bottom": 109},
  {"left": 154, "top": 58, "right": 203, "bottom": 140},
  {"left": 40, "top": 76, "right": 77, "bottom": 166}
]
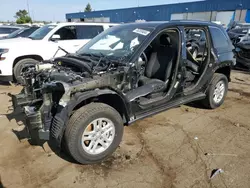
[
  {"left": 235, "top": 77, "right": 245, "bottom": 82},
  {"left": 205, "top": 153, "right": 238, "bottom": 157},
  {"left": 234, "top": 123, "right": 240, "bottom": 127},
  {"left": 210, "top": 169, "right": 224, "bottom": 179}
]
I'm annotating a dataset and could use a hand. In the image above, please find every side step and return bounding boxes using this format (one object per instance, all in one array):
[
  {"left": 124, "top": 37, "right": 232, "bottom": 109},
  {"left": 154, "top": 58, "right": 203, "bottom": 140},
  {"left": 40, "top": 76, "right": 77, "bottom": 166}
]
[{"left": 130, "top": 92, "right": 206, "bottom": 124}]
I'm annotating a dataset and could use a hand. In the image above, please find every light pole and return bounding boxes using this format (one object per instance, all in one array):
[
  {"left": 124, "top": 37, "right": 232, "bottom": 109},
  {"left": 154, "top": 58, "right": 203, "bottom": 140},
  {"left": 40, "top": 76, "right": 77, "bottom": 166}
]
[{"left": 27, "top": 0, "right": 30, "bottom": 17}]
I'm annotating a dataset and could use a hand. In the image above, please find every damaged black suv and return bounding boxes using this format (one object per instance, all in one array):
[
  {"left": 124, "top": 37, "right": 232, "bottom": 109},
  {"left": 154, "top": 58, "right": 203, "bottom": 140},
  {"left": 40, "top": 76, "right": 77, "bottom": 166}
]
[{"left": 12, "top": 21, "right": 235, "bottom": 164}]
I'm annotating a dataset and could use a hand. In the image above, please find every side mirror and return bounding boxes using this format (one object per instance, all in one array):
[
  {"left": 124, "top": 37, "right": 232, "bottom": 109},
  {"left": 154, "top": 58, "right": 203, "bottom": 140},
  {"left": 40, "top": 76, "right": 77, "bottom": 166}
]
[{"left": 51, "top": 34, "right": 60, "bottom": 41}]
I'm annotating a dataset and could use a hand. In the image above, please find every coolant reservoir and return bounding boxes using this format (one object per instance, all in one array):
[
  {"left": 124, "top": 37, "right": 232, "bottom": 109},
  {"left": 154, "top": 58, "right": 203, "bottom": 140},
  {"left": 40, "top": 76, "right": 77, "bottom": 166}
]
[{"left": 35, "top": 64, "right": 53, "bottom": 71}]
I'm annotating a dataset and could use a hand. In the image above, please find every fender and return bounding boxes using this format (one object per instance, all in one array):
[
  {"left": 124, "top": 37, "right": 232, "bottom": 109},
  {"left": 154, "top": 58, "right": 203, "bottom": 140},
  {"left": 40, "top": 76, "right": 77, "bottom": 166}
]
[{"left": 50, "top": 88, "right": 131, "bottom": 145}]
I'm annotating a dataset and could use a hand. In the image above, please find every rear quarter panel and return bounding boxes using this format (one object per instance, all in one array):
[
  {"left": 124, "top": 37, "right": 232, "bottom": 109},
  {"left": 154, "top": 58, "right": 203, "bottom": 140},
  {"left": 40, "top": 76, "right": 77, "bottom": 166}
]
[{"left": 209, "top": 26, "right": 236, "bottom": 67}]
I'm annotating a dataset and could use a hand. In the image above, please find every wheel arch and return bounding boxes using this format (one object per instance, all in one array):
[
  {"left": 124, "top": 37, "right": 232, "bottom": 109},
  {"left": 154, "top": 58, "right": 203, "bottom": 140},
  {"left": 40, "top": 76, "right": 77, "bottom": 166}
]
[
  {"left": 73, "top": 94, "right": 130, "bottom": 123},
  {"left": 51, "top": 89, "right": 131, "bottom": 146},
  {"left": 13, "top": 55, "right": 43, "bottom": 69},
  {"left": 214, "top": 66, "right": 231, "bottom": 82}
]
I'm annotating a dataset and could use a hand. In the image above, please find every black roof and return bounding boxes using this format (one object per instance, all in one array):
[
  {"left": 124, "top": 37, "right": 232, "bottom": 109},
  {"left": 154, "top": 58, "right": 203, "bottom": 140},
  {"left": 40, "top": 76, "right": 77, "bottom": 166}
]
[{"left": 119, "top": 20, "right": 221, "bottom": 29}]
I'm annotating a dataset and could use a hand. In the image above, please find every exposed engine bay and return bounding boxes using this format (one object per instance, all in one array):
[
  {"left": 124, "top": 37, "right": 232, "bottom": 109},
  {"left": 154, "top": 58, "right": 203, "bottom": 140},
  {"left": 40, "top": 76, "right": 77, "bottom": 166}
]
[
  {"left": 20, "top": 53, "right": 135, "bottom": 104},
  {"left": 12, "top": 53, "right": 138, "bottom": 141}
]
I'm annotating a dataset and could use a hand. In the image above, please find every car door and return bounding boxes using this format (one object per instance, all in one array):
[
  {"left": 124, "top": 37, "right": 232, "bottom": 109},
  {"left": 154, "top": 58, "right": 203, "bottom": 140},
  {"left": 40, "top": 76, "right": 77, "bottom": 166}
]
[
  {"left": 74, "top": 25, "right": 104, "bottom": 50},
  {"left": 52, "top": 25, "right": 104, "bottom": 55},
  {"left": 128, "top": 27, "right": 184, "bottom": 118},
  {"left": 182, "top": 26, "right": 213, "bottom": 95},
  {"left": 50, "top": 25, "right": 78, "bottom": 55}
]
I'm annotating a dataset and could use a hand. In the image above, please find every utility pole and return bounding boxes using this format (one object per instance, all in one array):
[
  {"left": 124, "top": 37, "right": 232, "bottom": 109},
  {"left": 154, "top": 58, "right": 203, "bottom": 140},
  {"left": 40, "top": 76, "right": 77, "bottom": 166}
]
[
  {"left": 137, "top": 0, "right": 140, "bottom": 7},
  {"left": 27, "top": 0, "right": 30, "bottom": 17},
  {"left": 32, "top": 10, "right": 35, "bottom": 21}
]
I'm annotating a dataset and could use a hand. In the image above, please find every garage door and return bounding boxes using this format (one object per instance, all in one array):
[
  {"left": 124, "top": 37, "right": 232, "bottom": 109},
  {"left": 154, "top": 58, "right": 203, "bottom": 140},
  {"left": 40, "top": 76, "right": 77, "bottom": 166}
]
[
  {"left": 216, "top": 11, "right": 234, "bottom": 26},
  {"left": 187, "top": 12, "right": 211, "bottom": 21},
  {"left": 171, "top": 13, "right": 184, "bottom": 20}
]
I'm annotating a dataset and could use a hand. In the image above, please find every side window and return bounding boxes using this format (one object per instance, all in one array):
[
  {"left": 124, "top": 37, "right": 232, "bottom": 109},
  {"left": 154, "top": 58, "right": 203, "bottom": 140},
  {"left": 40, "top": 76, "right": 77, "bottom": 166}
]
[
  {"left": 19, "top": 28, "right": 38, "bottom": 37},
  {"left": 76, "top": 25, "right": 104, "bottom": 39},
  {"left": 54, "top": 26, "right": 77, "bottom": 40},
  {"left": 209, "top": 27, "right": 229, "bottom": 49}
]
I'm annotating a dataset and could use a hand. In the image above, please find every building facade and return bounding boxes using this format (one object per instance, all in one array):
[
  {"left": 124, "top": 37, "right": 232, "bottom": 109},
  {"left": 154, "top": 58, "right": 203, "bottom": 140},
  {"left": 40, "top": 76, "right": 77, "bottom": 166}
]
[{"left": 66, "top": 0, "right": 250, "bottom": 26}]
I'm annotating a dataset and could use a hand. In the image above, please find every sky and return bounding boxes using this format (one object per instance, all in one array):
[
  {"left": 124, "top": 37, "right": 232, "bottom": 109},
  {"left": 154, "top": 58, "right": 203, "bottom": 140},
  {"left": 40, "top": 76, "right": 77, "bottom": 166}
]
[{"left": 0, "top": 0, "right": 199, "bottom": 22}]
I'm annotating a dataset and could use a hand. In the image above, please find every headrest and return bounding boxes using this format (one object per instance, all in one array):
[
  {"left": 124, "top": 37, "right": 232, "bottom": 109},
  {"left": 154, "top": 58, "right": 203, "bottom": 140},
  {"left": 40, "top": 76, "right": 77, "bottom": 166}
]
[{"left": 159, "top": 34, "right": 171, "bottom": 46}]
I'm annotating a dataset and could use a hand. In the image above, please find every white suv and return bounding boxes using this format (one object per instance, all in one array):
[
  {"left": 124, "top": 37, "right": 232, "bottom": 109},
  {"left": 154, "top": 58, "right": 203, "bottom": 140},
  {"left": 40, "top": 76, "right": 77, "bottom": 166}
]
[{"left": 0, "top": 22, "right": 118, "bottom": 83}]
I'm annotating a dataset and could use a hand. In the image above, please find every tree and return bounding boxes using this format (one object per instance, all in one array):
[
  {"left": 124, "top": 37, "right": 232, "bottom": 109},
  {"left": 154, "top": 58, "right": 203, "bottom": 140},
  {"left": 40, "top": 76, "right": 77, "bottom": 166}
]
[
  {"left": 14, "top": 9, "right": 32, "bottom": 24},
  {"left": 84, "top": 3, "right": 92, "bottom": 12}
]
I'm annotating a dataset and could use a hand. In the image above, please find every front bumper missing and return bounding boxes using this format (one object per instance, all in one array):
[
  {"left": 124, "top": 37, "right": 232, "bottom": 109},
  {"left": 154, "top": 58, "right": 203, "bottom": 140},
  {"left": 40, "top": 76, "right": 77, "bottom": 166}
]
[{"left": 12, "top": 93, "right": 50, "bottom": 141}]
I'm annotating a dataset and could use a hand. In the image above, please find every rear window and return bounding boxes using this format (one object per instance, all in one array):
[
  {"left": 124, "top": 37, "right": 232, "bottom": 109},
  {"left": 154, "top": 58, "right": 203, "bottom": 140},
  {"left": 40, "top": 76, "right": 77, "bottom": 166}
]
[
  {"left": 209, "top": 27, "right": 229, "bottom": 49},
  {"left": 76, "top": 25, "right": 104, "bottom": 39},
  {"left": 0, "top": 27, "right": 19, "bottom": 34}
]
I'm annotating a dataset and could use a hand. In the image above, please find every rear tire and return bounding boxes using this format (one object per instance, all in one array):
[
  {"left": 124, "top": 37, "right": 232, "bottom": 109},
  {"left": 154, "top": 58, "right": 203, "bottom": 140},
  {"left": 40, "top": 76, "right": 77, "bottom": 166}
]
[
  {"left": 64, "top": 103, "right": 124, "bottom": 164},
  {"left": 202, "top": 73, "right": 228, "bottom": 109},
  {"left": 13, "top": 58, "right": 39, "bottom": 84}
]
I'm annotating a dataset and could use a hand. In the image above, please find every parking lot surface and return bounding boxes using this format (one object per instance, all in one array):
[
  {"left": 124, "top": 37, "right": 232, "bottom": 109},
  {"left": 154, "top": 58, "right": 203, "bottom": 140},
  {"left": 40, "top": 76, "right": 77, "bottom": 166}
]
[{"left": 0, "top": 70, "right": 250, "bottom": 188}]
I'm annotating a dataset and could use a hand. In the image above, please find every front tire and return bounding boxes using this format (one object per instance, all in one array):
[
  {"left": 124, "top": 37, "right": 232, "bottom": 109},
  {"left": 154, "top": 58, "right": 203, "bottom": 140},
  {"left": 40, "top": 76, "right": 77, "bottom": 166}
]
[
  {"left": 64, "top": 103, "right": 124, "bottom": 164},
  {"left": 202, "top": 73, "right": 228, "bottom": 109},
  {"left": 13, "top": 58, "right": 39, "bottom": 84}
]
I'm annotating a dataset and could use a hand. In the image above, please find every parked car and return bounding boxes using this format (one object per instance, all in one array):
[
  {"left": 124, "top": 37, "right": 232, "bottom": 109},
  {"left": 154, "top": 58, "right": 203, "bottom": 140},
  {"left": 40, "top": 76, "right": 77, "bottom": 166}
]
[
  {"left": 234, "top": 29, "right": 250, "bottom": 70},
  {"left": 227, "top": 27, "right": 250, "bottom": 44},
  {"left": 0, "top": 25, "right": 22, "bottom": 38},
  {"left": 0, "top": 26, "right": 40, "bottom": 40},
  {"left": 227, "top": 20, "right": 250, "bottom": 31},
  {"left": 12, "top": 21, "right": 235, "bottom": 164},
  {"left": 0, "top": 22, "right": 118, "bottom": 83}
]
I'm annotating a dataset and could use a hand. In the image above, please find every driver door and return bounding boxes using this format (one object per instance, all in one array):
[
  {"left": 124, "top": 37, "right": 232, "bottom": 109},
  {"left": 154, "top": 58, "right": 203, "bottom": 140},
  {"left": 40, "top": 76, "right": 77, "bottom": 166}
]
[
  {"left": 51, "top": 25, "right": 105, "bottom": 57},
  {"left": 127, "top": 27, "right": 183, "bottom": 118}
]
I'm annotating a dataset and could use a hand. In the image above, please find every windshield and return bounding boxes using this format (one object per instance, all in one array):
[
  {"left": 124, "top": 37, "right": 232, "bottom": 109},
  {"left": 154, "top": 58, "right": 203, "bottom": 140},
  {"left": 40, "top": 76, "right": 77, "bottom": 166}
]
[
  {"left": 77, "top": 25, "right": 154, "bottom": 61},
  {"left": 29, "top": 25, "right": 56, "bottom": 40},
  {"left": 0, "top": 27, "right": 19, "bottom": 34},
  {"left": 6, "top": 28, "right": 25, "bottom": 38}
]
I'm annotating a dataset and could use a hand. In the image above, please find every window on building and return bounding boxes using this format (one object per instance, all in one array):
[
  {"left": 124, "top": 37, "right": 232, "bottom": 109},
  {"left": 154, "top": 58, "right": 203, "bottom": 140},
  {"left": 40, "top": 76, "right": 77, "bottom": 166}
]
[{"left": 76, "top": 25, "right": 104, "bottom": 39}]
